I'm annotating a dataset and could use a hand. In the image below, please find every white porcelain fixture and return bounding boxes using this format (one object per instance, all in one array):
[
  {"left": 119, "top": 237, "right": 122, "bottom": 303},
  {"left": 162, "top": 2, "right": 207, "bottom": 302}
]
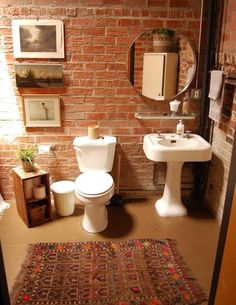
[
  {"left": 73, "top": 136, "right": 116, "bottom": 233},
  {"left": 169, "top": 100, "right": 181, "bottom": 115},
  {"left": 143, "top": 133, "right": 212, "bottom": 217}
]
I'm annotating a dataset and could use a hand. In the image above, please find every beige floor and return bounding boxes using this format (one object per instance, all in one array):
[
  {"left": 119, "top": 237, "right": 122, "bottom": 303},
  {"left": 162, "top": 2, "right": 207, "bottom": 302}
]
[{"left": 0, "top": 196, "right": 220, "bottom": 302}]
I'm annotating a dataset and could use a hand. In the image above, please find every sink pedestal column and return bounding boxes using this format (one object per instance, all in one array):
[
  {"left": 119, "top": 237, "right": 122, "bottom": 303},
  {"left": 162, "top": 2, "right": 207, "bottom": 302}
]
[{"left": 155, "top": 161, "right": 187, "bottom": 217}]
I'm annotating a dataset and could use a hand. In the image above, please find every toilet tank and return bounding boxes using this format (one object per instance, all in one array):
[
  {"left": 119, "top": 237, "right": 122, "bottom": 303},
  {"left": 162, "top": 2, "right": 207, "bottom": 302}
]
[{"left": 73, "top": 136, "right": 116, "bottom": 172}]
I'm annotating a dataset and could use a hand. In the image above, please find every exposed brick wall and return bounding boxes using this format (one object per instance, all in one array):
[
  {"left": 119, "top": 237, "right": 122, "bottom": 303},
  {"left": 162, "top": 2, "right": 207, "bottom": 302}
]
[
  {"left": 0, "top": 0, "right": 201, "bottom": 199},
  {"left": 205, "top": 0, "right": 236, "bottom": 223}
]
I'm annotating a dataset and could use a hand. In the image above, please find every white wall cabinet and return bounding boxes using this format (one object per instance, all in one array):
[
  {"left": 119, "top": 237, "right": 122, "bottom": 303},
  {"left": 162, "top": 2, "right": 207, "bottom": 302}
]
[{"left": 142, "top": 52, "right": 178, "bottom": 100}]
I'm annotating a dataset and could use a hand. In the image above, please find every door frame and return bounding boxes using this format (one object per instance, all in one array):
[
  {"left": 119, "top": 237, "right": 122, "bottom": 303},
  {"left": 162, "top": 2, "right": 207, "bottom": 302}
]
[{"left": 208, "top": 131, "right": 236, "bottom": 304}]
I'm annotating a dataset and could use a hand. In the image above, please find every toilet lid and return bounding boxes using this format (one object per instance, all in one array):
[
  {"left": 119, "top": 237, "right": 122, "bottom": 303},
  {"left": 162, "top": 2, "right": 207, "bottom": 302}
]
[{"left": 76, "top": 172, "right": 113, "bottom": 195}]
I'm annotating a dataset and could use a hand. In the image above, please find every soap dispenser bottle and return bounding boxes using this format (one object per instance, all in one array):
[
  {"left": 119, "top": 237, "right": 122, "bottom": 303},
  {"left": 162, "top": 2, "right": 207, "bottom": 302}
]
[{"left": 176, "top": 120, "right": 185, "bottom": 136}]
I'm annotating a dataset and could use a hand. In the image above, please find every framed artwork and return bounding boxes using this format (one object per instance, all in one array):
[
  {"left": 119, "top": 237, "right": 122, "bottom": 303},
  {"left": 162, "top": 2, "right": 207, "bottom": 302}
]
[
  {"left": 12, "top": 19, "right": 64, "bottom": 58},
  {"left": 15, "top": 64, "right": 63, "bottom": 88},
  {"left": 22, "top": 95, "right": 61, "bottom": 127}
]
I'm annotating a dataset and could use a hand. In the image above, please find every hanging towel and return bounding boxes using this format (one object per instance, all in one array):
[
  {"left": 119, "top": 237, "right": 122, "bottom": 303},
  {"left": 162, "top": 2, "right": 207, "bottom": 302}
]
[
  {"left": 209, "top": 82, "right": 235, "bottom": 121},
  {"left": 208, "top": 96, "right": 223, "bottom": 121},
  {"left": 208, "top": 70, "right": 224, "bottom": 100},
  {"left": 208, "top": 70, "right": 224, "bottom": 121}
]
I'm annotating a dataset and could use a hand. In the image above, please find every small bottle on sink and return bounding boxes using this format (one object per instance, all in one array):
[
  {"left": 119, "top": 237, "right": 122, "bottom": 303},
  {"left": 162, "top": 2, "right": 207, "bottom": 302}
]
[{"left": 176, "top": 120, "right": 185, "bottom": 137}]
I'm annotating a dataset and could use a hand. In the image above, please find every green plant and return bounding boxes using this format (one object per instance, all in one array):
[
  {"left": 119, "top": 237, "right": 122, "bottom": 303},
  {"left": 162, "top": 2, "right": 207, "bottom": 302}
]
[
  {"left": 17, "top": 147, "right": 36, "bottom": 164},
  {"left": 152, "top": 28, "right": 175, "bottom": 36}
]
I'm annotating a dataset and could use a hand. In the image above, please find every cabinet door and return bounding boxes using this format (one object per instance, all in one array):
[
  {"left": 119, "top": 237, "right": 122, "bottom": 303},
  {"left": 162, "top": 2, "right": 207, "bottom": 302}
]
[
  {"left": 142, "top": 53, "right": 165, "bottom": 100},
  {"left": 163, "top": 53, "right": 178, "bottom": 98}
]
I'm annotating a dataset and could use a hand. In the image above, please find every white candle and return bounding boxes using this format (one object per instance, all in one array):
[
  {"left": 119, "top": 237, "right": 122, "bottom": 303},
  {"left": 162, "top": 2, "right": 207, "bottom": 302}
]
[{"left": 88, "top": 125, "right": 99, "bottom": 139}]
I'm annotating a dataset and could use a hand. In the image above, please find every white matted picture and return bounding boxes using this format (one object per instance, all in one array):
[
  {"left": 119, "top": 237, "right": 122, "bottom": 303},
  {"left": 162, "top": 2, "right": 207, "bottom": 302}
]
[
  {"left": 12, "top": 19, "right": 64, "bottom": 58},
  {"left": 22, "top": 95, "right": 61, "bottom": 127}
]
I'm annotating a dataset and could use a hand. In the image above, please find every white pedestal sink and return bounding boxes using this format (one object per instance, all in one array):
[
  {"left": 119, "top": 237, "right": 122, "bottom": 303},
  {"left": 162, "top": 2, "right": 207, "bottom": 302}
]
[{"left": 143, "top": 133, "right": 212, "bottom": 217}]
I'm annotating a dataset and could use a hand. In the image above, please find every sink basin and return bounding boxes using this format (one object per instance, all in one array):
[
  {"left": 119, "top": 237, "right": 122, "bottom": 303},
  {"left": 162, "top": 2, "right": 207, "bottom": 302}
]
[
  {"left": 143, "top": 133, "right": 212, "bottom": 217},
  {"left": 158, "top": 138, "right": 198, "bottom": 147},
  {"left": 143, "top": 133, "right": 212, "bottom": 162}
]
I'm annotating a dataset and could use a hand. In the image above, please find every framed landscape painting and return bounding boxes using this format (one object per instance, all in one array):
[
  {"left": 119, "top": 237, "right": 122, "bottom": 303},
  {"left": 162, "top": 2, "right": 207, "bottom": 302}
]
[
  {"left": 22, "top": 95, "right": 61, "bottom": 127},
  {"left": 12, "top": 19, "right": 64, "bottom": 58},
  {"left": 15, "top": 64, "right": 63, "bottom": 88}
]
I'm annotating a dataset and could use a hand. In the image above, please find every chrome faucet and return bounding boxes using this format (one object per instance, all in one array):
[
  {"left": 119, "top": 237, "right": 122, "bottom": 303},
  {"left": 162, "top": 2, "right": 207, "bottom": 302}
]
[
  {"left": 157, "top": 130, "right": 165, "bottom": 138},
  {"left": 184, "top": 130, "right": 192, "bottom": 139}
]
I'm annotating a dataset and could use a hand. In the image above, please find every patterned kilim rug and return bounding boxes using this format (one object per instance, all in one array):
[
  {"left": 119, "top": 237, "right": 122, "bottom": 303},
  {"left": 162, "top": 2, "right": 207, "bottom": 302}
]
[{"left": 10, "top": 239, "right": 207, "bottom": 305}]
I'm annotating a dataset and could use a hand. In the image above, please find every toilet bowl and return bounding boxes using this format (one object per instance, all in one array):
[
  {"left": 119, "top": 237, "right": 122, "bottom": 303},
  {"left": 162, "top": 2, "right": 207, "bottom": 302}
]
[
  {"left": 73, "top": 136, "right": 116, "bottom": 233},
  {"left": 75, "top": 172, "right": 115, "bottom": 233}
]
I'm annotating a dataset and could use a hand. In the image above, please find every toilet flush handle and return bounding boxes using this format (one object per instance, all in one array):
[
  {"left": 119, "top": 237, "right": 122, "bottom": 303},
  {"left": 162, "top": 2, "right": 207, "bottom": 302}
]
[{"left": 74, "top": 147, "right": 82, "bottom": 155}]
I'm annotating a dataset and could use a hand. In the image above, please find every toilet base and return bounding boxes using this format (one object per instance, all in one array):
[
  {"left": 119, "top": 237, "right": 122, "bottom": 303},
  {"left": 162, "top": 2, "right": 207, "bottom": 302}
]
[{"left": 83, "top": 204, "right": 108, "bottom": 233}]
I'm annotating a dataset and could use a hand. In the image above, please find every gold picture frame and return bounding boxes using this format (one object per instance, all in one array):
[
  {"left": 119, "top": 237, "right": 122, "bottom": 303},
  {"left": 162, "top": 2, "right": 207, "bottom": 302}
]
[
  {"left": 22, "top": 95, "right": 61, "bottom": 127},
  {"left": 12, "top": 19, "right": 64, "bottom": 59}
]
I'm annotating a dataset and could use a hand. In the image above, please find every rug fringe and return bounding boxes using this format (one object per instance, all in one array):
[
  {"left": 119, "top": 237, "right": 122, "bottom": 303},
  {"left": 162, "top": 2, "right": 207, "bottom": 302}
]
[
  {"left": 166, "top": 239, "right": 208, "bottom": 303},
  {"left": 10, "top": 244, "right": 36, "bottom": 304}
]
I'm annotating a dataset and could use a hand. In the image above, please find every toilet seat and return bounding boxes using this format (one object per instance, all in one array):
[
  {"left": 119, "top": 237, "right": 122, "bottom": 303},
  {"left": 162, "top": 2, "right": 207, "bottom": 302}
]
[{"left": 75, "top": 172, "right": 114, "bottom": 198}]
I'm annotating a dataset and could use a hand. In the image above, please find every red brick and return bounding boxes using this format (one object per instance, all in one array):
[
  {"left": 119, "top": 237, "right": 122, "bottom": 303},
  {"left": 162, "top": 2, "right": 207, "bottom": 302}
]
[
  {"left": 148, "top": 0, "right": 168, "bottom": 6},
  {"left": 95, "top": 54, "right": 116, "bottom": 62},
  {"left": 166, "top": 20, "right": 189, "bottom": 29},
  {"left": 85, "top": 63, "right": 107, "bottom": 71},
  {"left": 71, "top": 54, "right": 94, "bottom": 62},
  {"left": 106, "top": 45, "right": 128, "bottom": 54},
  {"left": 83, "top": 45, "right": 105, "bottom": 54},
  {"left": 70, "top": 18, "right": 93, "bottom": 26},
  {"left": 94, "top": 8, "right": 113, "bottom": 16},
  {"left": 108, "top": 63, "right": 126, "bottom": 71},
  {"left": 93, "top": 36, "right": 116, "bottom": 45},
  {"left": 119, "top": 19, "right": 142, "bottom": 27},
  {"left": 103, "top": 0, "right": 122, "bottom": 5},
  {"left": 106, "top": 113, "right": 128, "bottom": 120},
  {"left": 94, "top": 88, "right": 115, "bottom": 96},
  {"left": 95, "top": 80, "right": 114, "bottom": 87},
  {"left": 106, "top": 28, "right": 128, "bottom": 36},
  {"left": 86, "top": 113, "right": 106, "bottom": 120},
  {"left": 64, "top": 104, "right": 96, "bottom": 112},
  {"left": 112, "top": 8, "right": 131, "bottom": 16},
  {"left": 72, "top": 71, "right": 94, "bottom": 79},
  {"left": 68, "top": 88, "right": 93, "bottom": 96},
  {"left": 94, "top": 18, "right": 117, "bottom": 27},
  {"left": 111, "top": 128, "right": 132, "bottom": 135},
  {"left": 83, "top": 28, "right": 105, "bottom": 36},
  {"left": 170, "top": 0, "right": 190, "bottom": 8},
  {"left": 116, "top": 87, "right": 136, "bottom": 96},
  {"left": 123, "top": 0, "right": 147, "bottom": 7},
  {"left": 95, "top": 71, "right": 116, "bottom": 79},
  {"left": 73, "top": 0, "right": 102, "bottom": 5}
]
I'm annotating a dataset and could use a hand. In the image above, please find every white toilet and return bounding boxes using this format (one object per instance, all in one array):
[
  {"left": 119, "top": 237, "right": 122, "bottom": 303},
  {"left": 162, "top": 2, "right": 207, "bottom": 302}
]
[{"left": 73, "top": 136, "right": 116, "bottom": 233}]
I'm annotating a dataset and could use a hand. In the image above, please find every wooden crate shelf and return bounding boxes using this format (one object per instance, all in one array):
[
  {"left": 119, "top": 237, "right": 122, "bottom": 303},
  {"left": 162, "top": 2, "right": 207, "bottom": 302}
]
[{"left": 12, "top": 166, "right": 52, "bottom": 228}]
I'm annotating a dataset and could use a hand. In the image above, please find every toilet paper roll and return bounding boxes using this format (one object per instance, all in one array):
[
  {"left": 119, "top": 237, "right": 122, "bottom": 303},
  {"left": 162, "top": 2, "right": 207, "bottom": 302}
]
[
  {"left": 88, "top": 125, "right": 99, "bottom": 139},
  {"left": 23, "top": 179, "right": 34, "bottom": 189},
  {"left": 33, "top": 176, "right": 41, "bottom": 186},
  {"left": 24, "top": 187, "right": 33, "bottom": 200},
  {"left": 33, "top": 184, "right": 46, "bottom": 200},
  {"left": 23, "top": 179, "right": 34, "bottom": 199}
]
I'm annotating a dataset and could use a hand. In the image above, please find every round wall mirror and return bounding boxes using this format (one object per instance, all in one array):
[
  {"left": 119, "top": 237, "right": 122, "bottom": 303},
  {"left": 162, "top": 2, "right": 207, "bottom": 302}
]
[{"left": 127, "top": 28, "right": 197, "bottom": 101}]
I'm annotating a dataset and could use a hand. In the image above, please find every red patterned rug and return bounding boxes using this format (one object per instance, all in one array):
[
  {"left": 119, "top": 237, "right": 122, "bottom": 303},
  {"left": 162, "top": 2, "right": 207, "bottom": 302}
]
[{"left": 10, "top": 239, "right": 207, "bottom": 305}]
